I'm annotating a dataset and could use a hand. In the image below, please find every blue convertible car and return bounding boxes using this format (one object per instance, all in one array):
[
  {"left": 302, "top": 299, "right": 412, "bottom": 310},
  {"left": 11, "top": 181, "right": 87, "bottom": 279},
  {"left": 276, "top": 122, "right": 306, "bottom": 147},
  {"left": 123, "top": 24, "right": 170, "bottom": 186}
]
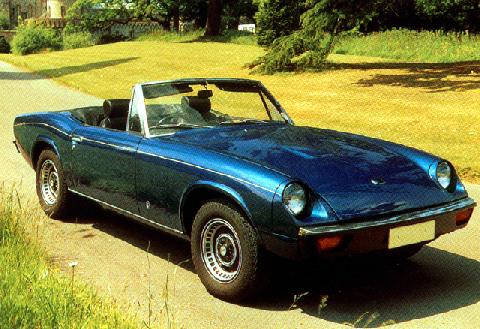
[{"left": 14, "top": 78, "right": 476, "bottom": 301}]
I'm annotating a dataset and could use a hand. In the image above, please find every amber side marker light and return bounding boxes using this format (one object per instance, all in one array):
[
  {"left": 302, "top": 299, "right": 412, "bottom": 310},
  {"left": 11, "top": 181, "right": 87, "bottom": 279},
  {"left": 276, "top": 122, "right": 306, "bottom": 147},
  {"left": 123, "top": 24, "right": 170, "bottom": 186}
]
[
  {"left": 456, "top": 208, "right": 474, "bottom": 226},
  {"left": 316, "top": 235, "right": 343, "bottom": 252}
]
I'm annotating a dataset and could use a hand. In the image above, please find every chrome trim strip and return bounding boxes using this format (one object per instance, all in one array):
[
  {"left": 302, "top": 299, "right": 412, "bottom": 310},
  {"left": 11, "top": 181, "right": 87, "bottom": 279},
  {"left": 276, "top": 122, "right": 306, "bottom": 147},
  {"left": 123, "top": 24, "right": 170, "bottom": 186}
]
[
  {"left": 298, "top": 197, "right": 477, "bottom": 237},
  {"left": 68, "top": 189, "right": 185, "bottom": 235},
  {"left": 75, "top": 136, "right": 137, "bottom": 153},
  {"left": 136, "top": 149, "right": 276, "bottom": 193},
  {"left": 14, "top": 122, "right": 69, "bottom": 137}
]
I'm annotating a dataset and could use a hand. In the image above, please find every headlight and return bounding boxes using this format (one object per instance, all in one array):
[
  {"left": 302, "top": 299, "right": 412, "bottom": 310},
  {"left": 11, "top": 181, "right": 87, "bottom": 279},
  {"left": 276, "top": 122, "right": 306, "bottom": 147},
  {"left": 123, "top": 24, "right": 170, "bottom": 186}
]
[
  {"left": 282, "top": 183, "right": 307, "bottom": 216},
  {"left": 436, "top": 161, "right": 452, "bottom": 189}
]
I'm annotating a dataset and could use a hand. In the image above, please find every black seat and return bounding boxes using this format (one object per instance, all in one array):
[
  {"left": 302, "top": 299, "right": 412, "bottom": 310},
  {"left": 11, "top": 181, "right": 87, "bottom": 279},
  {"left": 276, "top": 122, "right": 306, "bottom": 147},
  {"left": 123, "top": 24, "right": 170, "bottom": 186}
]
[
  {"left": 100, "top": 99, "right": 130, "bottom": 131},
  {"left": 181, "top": 96, "right": 211, "bottom": 115}
]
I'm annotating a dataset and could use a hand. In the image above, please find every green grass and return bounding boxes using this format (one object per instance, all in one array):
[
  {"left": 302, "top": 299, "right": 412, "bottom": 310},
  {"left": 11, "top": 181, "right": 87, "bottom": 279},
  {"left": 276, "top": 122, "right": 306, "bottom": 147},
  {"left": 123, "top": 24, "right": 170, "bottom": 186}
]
[
  {"left": 136, "top": 29, "right": 257, "bottom": 45},
  {"left": 0, "top": 34, "right": 479, "bottom": 184},
  {"left": 0, "top": 185, "right": 137, "bottom": 328},
  {"left": 334, "top": 29, "right": 480, "bottom": 62}
]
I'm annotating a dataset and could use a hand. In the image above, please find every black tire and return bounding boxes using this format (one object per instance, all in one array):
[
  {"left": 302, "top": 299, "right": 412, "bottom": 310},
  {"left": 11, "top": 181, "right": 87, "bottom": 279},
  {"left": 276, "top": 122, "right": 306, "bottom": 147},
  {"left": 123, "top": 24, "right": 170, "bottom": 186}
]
[
  {"left": 35, "top": 149, "right": 71, "bottom": 219},
  {"left": 191, "top": 200, "right": 262, "bottom": 302}
]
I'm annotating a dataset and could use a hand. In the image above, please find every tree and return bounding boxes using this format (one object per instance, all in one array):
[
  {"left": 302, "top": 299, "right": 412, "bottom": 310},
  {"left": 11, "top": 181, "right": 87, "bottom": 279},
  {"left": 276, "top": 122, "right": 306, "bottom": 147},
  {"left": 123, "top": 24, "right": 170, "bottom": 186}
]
[
  {"left": 205, "top": 0, "right": 222, "bottom": 36},
  {"left": 223, "top": 0, "right": 257, "bottom": 30},
  {"left": 255, "top": 0, "right": 306, "bottom": 46}
]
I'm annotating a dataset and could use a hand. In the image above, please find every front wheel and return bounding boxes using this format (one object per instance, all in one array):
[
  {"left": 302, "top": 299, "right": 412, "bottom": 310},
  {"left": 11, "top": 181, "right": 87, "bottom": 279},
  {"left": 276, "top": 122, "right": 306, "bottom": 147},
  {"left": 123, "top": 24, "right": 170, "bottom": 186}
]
[
  {"left": 191, "top": 200, "right": 263, "bottom": 302},
  {"left": 36, "top": 149, "right": 71, "bottom": 218}
]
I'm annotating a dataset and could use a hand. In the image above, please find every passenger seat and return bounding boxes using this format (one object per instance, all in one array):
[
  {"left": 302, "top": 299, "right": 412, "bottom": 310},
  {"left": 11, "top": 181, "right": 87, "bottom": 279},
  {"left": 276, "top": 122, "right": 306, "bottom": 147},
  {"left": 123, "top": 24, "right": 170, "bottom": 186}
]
[{"left": 99, "top": 99, "right": 130, "bottom": 131}]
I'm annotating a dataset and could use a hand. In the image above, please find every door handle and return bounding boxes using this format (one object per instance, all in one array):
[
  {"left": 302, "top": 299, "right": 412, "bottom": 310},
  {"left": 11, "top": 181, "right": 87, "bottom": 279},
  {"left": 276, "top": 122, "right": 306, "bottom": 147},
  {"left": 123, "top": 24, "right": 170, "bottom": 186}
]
[
  {"left": 72, "top": 136, "right": 83, "bottom": 149},
  {"left": 72, "top": 136, "right": 83, "bottom": 143}
]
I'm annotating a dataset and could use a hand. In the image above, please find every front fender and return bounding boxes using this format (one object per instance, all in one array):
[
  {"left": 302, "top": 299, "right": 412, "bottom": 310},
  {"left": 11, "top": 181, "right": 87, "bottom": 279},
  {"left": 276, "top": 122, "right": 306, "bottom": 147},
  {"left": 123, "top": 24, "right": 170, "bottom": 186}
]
[{"left": 33, "top": 135, "right": 61, "bottom": 159}]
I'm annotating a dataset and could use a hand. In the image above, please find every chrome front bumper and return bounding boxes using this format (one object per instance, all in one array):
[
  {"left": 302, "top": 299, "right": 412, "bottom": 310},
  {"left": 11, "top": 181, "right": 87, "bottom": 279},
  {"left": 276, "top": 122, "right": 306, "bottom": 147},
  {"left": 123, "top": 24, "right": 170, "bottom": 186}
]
[{"left": 298, "top": 197, "right": 477, "bottom": 237}]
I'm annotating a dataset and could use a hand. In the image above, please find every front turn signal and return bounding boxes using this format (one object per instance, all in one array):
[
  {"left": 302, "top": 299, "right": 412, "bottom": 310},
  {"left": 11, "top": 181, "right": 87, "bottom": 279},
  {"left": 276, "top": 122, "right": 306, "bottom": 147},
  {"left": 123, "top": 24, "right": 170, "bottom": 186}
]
[
  {"left": 316, "top": 235, "right": 343, "bottom": 252},
  {"left": 455, "top": 208, "right": 474, "bottom": 226}
]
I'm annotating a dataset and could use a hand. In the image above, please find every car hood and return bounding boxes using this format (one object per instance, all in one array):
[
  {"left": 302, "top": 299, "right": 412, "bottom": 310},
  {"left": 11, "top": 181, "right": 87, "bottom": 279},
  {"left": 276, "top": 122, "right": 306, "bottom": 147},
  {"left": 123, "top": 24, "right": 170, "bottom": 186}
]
[{"left": 167, "top": 124, "right": 462, "bottom": 221}]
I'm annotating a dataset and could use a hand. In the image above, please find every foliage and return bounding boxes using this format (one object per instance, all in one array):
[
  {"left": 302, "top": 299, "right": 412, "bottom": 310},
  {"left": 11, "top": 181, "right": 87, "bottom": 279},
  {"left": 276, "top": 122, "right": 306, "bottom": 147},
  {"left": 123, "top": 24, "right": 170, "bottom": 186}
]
[
  {"left": 63, "top": 31, "right": 96, "bottom": 49},
  {"left": 97, "top": 33, "right": 130, "bottom": 44},
  {"left": 0, "top": 10, "right": 9, "bottom": 29},
  {"left": 65, "top": 0, "right": 131, "bottom": 33},
  {"left": 254, "top": 0, "right": 306, "bottom": 46},
  {"left": 414, "top": 0, "right": 480, "bottom": 32},
  {"left": 0, "top": 36, "right": 10, "bottom": 53},
  {"left": 0, "top": 186, "right": 137, "bottom": 328},
  {"left": 11, "top": 25, "right": 62, "bottom": 55},
  {"left": 136, "top": 29, "right": 204, "bottom": 42},
  {"left": 334, "top": 29, "right": 480, "bottom": 63},
  {"left": 222, "top": 0, "right": 257, "bottom": 30}
]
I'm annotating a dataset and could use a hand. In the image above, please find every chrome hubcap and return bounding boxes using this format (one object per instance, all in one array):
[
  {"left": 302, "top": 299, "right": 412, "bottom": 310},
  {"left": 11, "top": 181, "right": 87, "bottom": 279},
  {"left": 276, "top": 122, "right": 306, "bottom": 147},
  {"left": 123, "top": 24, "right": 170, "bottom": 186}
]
[
  {"left": 201, "top": 218, "right": 241, "bottom": 282},
  {"left": 40, "top": 160, "right": 59, "bottom": 205}
]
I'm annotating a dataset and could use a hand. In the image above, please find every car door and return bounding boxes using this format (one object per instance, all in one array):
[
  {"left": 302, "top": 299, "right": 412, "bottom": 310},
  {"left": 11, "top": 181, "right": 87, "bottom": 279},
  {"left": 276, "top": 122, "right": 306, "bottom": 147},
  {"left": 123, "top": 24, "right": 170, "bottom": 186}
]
[
  {"left": 69, "top": 125, "right": 142, "bottom": 213},
  {"left": 135, "top": 136, "right": 188, "bottom": 233}
]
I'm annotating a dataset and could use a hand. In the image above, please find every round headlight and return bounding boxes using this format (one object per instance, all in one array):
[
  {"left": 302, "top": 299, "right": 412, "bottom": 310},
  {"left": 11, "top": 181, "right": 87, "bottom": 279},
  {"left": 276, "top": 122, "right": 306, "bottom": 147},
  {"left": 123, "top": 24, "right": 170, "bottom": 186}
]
[
  {"left": 282, "top": 183, "right": 307, "bottom": 216},
  {"left": 436, "top": 161, "right": 452, "bottom": 189}
]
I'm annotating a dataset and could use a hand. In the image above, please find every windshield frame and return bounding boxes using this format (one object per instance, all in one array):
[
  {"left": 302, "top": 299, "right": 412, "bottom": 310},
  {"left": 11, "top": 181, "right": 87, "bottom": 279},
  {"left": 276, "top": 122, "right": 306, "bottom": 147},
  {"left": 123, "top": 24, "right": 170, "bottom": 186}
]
[{"left": 130, "top": 78, "right": 294, "bottom": 138}]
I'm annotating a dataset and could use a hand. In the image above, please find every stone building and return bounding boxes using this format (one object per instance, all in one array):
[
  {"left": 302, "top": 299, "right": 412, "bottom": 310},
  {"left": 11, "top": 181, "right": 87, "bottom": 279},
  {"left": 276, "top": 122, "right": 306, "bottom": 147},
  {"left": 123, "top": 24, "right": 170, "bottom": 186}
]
[{"left": 0, "top": 0, "right": 74, "bottom": 28}]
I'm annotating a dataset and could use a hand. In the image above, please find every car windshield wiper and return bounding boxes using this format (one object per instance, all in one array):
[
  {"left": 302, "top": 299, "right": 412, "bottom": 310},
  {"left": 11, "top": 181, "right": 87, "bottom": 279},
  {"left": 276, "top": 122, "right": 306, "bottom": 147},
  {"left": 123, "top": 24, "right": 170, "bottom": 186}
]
[
  {"left": 219, "top": 119, "right": 270, "bottom": 125},
  {"left": 149, "top": 123, "right": 212, "bottom": 130}
]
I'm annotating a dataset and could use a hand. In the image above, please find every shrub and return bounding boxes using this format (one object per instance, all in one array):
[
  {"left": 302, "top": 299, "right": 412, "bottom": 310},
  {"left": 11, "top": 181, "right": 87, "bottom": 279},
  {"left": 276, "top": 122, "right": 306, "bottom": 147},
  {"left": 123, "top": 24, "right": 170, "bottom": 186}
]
[
  {"left": 63, "top": 31, "right": 95, "bottom": 49},
  {"left": 0, "top": 11, "right": 9, "bottom": 29},
  {"left": 97, "top": 33, "right": 129, "bottom": 45},
  {"left": 11, "top": 25, "right": 62, "bottom": 55},
  {"left": 0, "top": 36, "right": 10, "bottom": 53}
]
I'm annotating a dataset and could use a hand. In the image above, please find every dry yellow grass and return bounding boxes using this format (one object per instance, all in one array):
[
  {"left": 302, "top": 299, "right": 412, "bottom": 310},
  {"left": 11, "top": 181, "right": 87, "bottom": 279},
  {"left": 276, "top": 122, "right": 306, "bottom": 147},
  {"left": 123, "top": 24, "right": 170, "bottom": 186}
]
[{"left": 1, "top": 41, "right": 479, "bottom": 182}]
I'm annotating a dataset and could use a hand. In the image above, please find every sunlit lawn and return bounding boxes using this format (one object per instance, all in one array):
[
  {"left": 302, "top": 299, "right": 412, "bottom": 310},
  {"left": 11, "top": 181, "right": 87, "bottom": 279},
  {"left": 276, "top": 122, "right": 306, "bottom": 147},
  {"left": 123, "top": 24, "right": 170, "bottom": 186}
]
[{"left": 1, "top": 40, "right": 479, "bottom": 183}]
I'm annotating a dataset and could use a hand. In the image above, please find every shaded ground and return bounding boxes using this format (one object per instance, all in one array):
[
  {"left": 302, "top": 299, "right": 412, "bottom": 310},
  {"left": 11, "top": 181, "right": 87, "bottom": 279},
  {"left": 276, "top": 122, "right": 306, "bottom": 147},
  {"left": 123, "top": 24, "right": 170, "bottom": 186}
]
[
  {"left": 1, "top": 59, "right": 479, "bottom": 328},
  {"left": 327, "top": 60, "right": 480, "bottom": 92}
]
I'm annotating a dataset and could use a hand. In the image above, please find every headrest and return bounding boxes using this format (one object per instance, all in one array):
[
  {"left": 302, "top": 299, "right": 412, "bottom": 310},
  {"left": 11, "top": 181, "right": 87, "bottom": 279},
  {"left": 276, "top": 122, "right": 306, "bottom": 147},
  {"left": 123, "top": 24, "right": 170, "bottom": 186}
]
[
  {"left": 198, "top": 90, "right": 213, "bottom": 99},
  {"left": 103, "top": 99, "right": 130, "bottom": 118},
  {"left": 181, "top": 96, "right": 211, "bottom": 114}
]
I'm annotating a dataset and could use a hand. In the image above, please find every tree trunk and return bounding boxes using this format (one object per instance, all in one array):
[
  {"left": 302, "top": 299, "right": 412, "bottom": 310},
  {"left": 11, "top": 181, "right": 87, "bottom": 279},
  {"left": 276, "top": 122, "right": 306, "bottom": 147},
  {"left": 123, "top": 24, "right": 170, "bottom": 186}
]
[
  {"left": 162, "top": 16, "right": 171, "bottom": 31},
  {"left": 205, "top": 0, "right": 222, "bottom": 36},
  {"left": 172, "top": 5, "right": 180, "bottom": 32}
]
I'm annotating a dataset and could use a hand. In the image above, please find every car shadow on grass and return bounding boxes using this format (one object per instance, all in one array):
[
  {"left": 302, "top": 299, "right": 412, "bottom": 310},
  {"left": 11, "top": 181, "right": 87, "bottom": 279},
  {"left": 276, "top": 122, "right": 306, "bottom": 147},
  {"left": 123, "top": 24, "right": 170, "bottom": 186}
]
[
  {"left": 0, "top": 57, "right": 138, "bottom": 80},
  {"left": 328, "top": 60, "right": 480, "bottom": 93},
  {"left": 65, "top": 201, "right": 479, "bottom": 327}
]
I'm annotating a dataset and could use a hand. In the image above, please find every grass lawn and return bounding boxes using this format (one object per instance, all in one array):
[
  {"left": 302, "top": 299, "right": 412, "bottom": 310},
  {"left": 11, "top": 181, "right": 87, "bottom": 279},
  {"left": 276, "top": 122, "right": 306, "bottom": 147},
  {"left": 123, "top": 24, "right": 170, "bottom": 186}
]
[
  {"left": 1, "top": 39, "right": 479, "bottom": 183},
  {"left": 334, "top": 29, "right": 480, "bottom": 63},
  {"left": 0, "top": 186, "right": 137, "bottom": 328}
]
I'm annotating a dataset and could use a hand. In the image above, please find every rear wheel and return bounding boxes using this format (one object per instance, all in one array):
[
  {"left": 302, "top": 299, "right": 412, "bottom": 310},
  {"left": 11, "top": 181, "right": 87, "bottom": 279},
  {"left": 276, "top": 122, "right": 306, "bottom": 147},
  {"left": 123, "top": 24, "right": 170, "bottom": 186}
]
[
  {"left": 36, "top": 149, "right": 71, "bottom": 218},
  {"left": 191, "top": 200, "right": 262, "bottom": 302}
]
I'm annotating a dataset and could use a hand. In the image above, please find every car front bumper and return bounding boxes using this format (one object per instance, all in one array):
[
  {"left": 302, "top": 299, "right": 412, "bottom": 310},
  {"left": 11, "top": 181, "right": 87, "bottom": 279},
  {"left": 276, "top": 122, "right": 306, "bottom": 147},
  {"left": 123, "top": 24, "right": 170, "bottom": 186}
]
[{"left": 293, "top": 197, "right": 476, "bottom": 259}]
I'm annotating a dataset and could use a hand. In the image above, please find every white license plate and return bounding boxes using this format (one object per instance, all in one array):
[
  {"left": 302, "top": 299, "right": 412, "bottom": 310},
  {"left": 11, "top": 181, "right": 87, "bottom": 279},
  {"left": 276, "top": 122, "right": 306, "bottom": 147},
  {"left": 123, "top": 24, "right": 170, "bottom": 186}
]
[{"left": 388, "top": 220, "right": 435, "bottom": 249}]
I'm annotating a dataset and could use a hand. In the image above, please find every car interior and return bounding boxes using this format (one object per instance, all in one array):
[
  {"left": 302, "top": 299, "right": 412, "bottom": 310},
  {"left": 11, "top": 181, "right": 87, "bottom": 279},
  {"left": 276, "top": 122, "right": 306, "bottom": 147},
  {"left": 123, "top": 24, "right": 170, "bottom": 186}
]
[
  {"left": 69, "top": 99, "right": 130, "bottom": 131},
  {"left": 70, "top": 90, "right": 226, "bottom": 133}
]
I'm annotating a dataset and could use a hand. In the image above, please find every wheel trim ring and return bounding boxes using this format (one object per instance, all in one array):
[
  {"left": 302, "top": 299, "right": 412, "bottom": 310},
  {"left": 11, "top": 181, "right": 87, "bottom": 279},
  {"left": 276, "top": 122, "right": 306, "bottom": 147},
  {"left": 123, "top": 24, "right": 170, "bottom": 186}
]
[
  {"left": 40, "top": 159, "right": 59, "bottom": 206},
  {"left": 200, "top": 218, "right": 242, "bottom": 283}
]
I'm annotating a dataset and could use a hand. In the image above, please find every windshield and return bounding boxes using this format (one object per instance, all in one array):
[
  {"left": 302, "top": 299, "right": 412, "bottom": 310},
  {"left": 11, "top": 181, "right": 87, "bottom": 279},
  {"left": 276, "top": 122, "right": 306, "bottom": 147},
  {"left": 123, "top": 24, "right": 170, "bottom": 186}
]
[{"left": 141, "top": 80, "right": 287, "bottom": 135}]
